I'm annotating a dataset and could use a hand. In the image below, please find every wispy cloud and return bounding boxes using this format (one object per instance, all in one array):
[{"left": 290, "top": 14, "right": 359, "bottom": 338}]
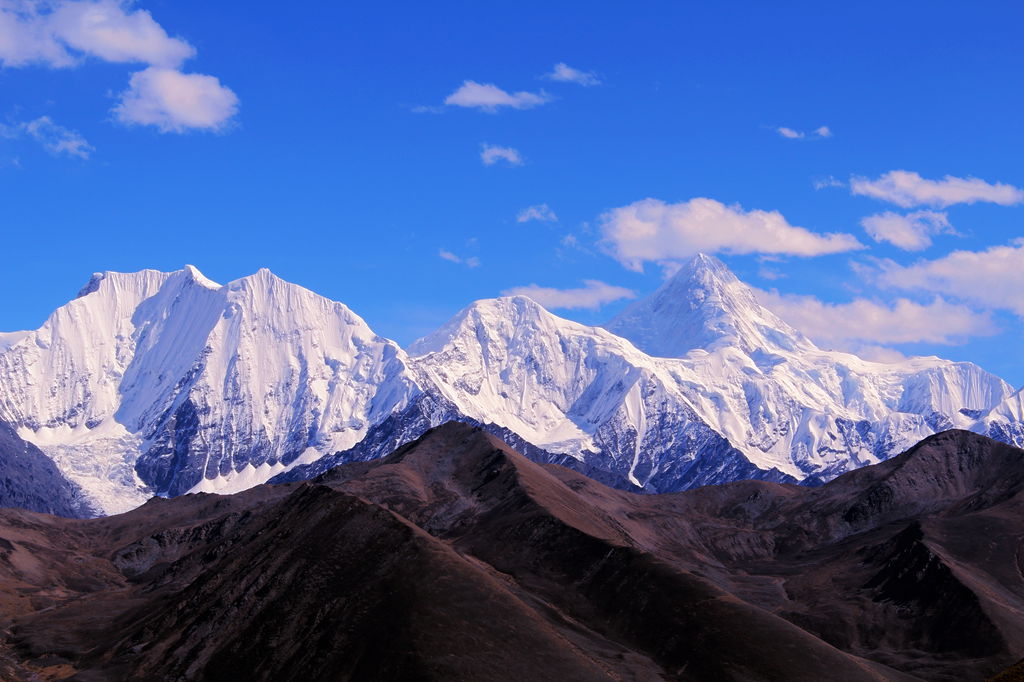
[
  {"left": 754, "top": 288, "right": 997, "bottom": 347},
  {"left": 850, "top": 170, "right": 1024, "bottom": 208},
  {"left": 502, "top": 279, "right": 635, "bottom": 310},
  {"left": 813, "top": 175, "right": 845, "bottom": 190},
  {"left": 444, "top": 80, "right": 550, "bottom": 112},
  {"left": 1, "top": 115, "right": 93, "bottom": 159},
  {"left": 600, "top": 197, "right": 863, "bottom": 271},
  {"left": 23, "top": 115, "right": 93, "bottom": 158},
  {"left": 480, "top": 143, "right": 522, "bottom": 166},
  {"left": 439, "top": 248, "right": 480, "bottom": 268},
  {"left": 775, "top": 125, "right": 832, "bottom": 140},
  {"left": 517, "top": 203, "right": 557, "bottom": 223},
  {"left": 0, "top": 0, "right": 238, "bottom": 133},
  {"left": 860, "top": 210, "right": 954, "bottom": 251},
  {"left": 542, "top": 62, "right": 601, "bottom": 86}
]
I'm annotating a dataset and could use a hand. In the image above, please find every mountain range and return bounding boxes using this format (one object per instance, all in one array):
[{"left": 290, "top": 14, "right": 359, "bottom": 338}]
[
  {"left": 0, "top": 255, "right": 1020, "bottom": 515},
  {"left": 0, "top": 424, "right": 1021, "bottom": 680}
]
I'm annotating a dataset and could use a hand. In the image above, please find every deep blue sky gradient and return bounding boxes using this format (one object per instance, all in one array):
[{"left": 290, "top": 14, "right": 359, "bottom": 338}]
[{"left": 2, "top": 1, "right": 1022, "bottom": 381}]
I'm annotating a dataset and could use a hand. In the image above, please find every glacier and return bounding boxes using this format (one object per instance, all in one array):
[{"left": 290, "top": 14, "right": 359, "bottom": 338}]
[{"left": 0, "top": 255, "right": 1018, "bottom": 514}]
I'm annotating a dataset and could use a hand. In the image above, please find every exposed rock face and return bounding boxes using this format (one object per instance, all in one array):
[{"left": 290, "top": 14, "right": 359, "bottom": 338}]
[
  {"left": 0, "top": 421, "right": 90, "bottom": 518},
  {"left": 0, "top": 425, "right": 1020, "bottom": 680}
]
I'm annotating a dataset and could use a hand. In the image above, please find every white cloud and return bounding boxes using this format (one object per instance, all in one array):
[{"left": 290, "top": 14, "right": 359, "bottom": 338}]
[
  {"left": 114, "top": 67, "right": 238, "bottom": 132},
  {"left": 23, "top": 115, "right": 92, "bottom": 158},
  {"left": 543, "top": 62, "right": 600, "bottom": 86},
  {"left": 502, "top": 279, "right": 635, "bottom": 310},
  {"left": 0, "top": 0, "right": 194, "bottom": 67},
  {"left": 754, "top": 288, "right": 997, "bottom": 347},
  {"left": 860, "top": 210, "right": 953, "bottom": 251},
  {"left": 444, "top": 80, "right": 550, "bottom": 112},
  {"left": 0, "top": 1, "right": 237, "bottom": 134},
  {"left": 872, "top": 240, "right": 1024, "bottom": 316},
  {"left": 517, "top": 203, "right": 557, "bottom": 223},
  {"left": 776, "top": 126, "right": 831, "bottom": 140},
  {"left": 850, "top": 170, "right": 1024, "bottom": 208},
  {"left": 600, "top": 197, "right": 863, "bottom": 271},
  {"left": 480, "top": 143, "right": 522, "bottom": 166},
  {"left": 439, "top": 249, "right": 480, "bottom": 268}
]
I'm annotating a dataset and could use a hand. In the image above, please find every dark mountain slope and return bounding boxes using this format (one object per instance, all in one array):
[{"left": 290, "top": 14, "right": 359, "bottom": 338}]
[
  {"left": 0, "top": 425, "right": 1019, "bottom": 680},
  {"left": 0, "top": 420, "right": 91, "bottom": 518}
]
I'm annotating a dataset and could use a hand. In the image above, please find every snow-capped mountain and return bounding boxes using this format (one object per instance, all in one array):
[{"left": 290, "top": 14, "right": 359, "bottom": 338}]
[
  {"left": 404, "top": 295, "right": 790, "bottom": 491},
  {"left": 0, "top": 266, "right": 422, "bottom": 513},
  {"left": 603, "top": 254, "right": 1013, "bottom": 481},
  {"left": 0, "top": 257, "right": 1018, "bottom": 514},
  {"left": 605, "top": 253, "right": 817, "bottom": 357}
]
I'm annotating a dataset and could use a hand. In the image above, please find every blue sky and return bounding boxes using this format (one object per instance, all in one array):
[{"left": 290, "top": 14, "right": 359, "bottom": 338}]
[{"left": 2, "top": 1, "right": 1024, "bottom": 383}]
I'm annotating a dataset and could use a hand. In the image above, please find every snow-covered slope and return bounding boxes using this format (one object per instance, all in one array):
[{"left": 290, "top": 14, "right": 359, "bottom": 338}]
[
  {"left": 407, "top": 295, "right": 784, "bottom": 491},
  {"left": 0, "top": 266, "right": 422, "bottom": 513},
  {"left": 605, "top": 254, "right": 1013, "bottom": 479},
  {"left": 973, "top": 387, "right": 1024, "bottom": 446},
  {"left": 0, "top": 257, "right": 1018, "bottom": 514}
]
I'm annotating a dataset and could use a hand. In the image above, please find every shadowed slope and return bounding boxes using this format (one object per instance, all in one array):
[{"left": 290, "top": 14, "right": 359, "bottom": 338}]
[
  {"left": 0, "top": 425, "right": 1020, "bottom": 680},
  {"left": 0, "top": 421, "right": 90, "bottom": 518}
]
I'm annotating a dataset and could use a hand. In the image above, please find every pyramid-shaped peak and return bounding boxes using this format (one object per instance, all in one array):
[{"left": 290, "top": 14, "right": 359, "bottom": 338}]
[
  {"left": 605, "top": 253, "right": 814, "bottom": 357},
  {"left": 680, "top": 251, "right": 733, "bottom": 275},
  {"left": 663, "top": 252, "right": 744, "bottom": 292}
]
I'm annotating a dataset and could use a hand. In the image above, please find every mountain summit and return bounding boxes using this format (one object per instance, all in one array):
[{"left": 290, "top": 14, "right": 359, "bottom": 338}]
[{"left": 605, "top": 253, "right": 813, "bottom": 356}]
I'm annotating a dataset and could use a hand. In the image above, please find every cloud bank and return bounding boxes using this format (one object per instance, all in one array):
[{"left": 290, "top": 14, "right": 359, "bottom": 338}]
[
  {"left": 851, "top": 170, "right": 1024, "bottom": 208},
  {"left": 755, "top": 288, "right": 996, "bottom": 347},
  {"left": 600, "top": 197, "right": 863, "bottom": 270},
  {"left": 0, "top": 0, "right": 238, "bottom": 133},
  {"left": 872, "top": 240, "right": 1024, "bottom": 316},
  {"left": 860, "top": 210, "right": 954, "bottom": 251}
]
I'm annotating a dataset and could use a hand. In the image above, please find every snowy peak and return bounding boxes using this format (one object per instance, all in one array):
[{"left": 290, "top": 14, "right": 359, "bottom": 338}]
[
  {"left": 605, "top": 253, "right": 813, "bottom": 357},
  {"left": 0, "top": 265, "right": 425, "bottom": 513},
  {"left": 410, "top": 295, "right": 573, "bottom": 357}
]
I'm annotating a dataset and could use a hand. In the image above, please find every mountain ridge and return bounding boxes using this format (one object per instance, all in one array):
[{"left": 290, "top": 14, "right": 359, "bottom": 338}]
[
  {"left": 0, "top": 424, "right": 1020, "bottom": 680},
  {"left": 0, "top": 258, "right": 1019, "bottom": 514}
]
